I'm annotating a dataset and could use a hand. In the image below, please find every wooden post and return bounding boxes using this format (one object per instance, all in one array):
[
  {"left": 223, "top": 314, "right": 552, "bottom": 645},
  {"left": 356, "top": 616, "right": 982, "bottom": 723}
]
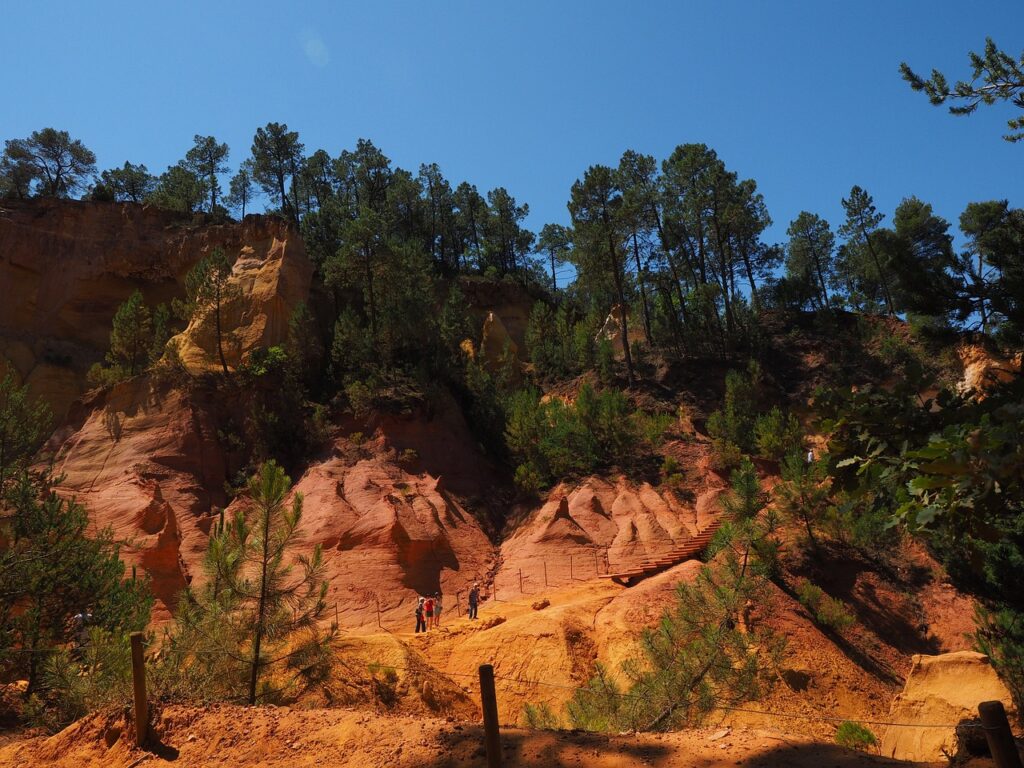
[
  {"left": 456, "top": 590, "right": 461, "bottom": 617},
  {"left": 569, "top": 554, "right": 574, "bottom": 581},
  {"left": 543, "top": 559, "right": 548, "bottom": 586},
  {"left": 130, "top": 632, "right": 148, "bottom": 747},
  {"left": 375, "top": 594, "right": 382, "bottom": 628},
  {"left": 518, "top": 568, "right": 523, "bottom": 593},
  {"left": 335, "top": 602, "right": 339, "bottom": 626},
  {"left": 593, "top": 549, "right": 599, "bottom": 575},
  {"left": 478, "top": 664, "right": 502, "bottom": 768},
  {"left": 979, "top": 700, "right": 1022, "bottom": 768}
]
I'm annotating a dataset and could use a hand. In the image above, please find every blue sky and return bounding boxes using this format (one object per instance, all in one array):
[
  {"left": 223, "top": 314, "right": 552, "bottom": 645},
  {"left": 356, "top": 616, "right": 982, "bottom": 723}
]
[{"left": 3, "top": 1, "right": 1021, "bottom": 267}]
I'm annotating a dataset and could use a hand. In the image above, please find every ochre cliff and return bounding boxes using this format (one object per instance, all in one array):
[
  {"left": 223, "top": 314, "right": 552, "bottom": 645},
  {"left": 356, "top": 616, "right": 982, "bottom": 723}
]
[{"left": 0, "top": 199, "right": 307, "bottom": 417}]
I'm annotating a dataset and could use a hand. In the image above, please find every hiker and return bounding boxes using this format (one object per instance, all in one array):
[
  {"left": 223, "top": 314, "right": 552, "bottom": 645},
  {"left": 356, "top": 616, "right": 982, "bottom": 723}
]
[
  {"left": 806, "top": 448, "right": 814, "bottom": 464},
  {"left": 433, "top": 592, "right": 443, "bottom": 628},
  {"left": 424, "top": 595, "right": 434, "bottom": 629},
  {"left": 468, "top": 582, "right": 480, "bottom": 620},
  {"left": 415, "top": 597, "right": 427, "bottom": 633}
]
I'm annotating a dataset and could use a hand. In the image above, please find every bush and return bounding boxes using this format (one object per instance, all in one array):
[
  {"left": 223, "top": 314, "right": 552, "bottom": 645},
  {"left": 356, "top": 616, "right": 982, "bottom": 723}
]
[
  {"left": 794, "top": 578, "right": 856, "bottom": 633},
  {"left": 505, "top": 384, "right": 655, "bottom": 490},
  {"left": 24, "top": 629, "right": 134, "bottom": 732},
  {"left": 835, "top": 720, "right": 877, "bottom": 752},
  {"left": 368, "top": 664, "right": 400, "bottom": 708},
  {"left": 709, "top": 438, "right": 744, "bottom": 473},
  {"left": 660, "top": 455, "right": 685, "bottom": 488},
  {"left": 596, "top": 337, "right": 616, "bottom": 383},
  {"left": 753, "top": 407, "right": 803, "bottom": 460},
  {"left": 707, "top": 361, "right": 762, "bottom": 453},
  {"left": 522, "top": 701, "right": 562, "bottom": 729}
]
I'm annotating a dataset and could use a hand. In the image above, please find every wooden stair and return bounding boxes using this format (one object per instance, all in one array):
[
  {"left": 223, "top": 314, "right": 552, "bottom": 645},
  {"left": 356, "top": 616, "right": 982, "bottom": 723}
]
[{"left": 600, "top": 518, "right": 724, "bottom": 586}]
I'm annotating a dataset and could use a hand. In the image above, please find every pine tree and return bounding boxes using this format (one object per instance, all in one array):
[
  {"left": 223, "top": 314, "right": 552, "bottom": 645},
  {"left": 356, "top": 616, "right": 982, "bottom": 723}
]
[
  {"left": 176, "top": 248, "right": 235, "bottom": 375},
  {"left": 185, "top": 135, "right": 230, "bottom": 213},
  {"left": 901, "top": 38, "right": 1024, "bottom": 143},
  {"left": 0, "top": 373, "right": 50, "bottom": 492},
  {"left": 107, "top": 291, "right": 153, "bottom": 377},
  {"left": 565, "top": 459, "right": 782, "bottom": 731},
  {"left": 206, "top": 461, "right": 334, "bottom": 705},
  {"left": 838, "top": 186, "right": 895, "bottom": 315},
  {"left": 775, "top": 453, "right": 832, "bottom": 553},
  {"left": 0, "top": 470, "right": 152, "bottom": 694}
]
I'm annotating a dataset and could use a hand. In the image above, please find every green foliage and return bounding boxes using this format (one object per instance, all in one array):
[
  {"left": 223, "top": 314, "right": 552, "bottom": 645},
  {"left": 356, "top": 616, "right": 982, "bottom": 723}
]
[
  {"left": 794, "top": 578, "right": 856, "bottom": 633},
  {"left": 837, "top": 185, "right": 895, "bottom": 315},
  {"left": 147, "top": 162, "right": 205, "bottom": 214},
  {"left": 660, "top": 454, "right": 686, "bottom": 488},
  {"left": 184, "top": 135, "right": 230, "bottom": 213},
  {"left": 785, "top": 212, "right": 835, "bottom": 311},
  {"left": 251, "top": 122, "right": 304, "bottom": 222},
  {"left": 819, "top": 372, "right": 1024, "bottom": 709},
  {"left": 566, "top": 462, "right": 783, "bottom": 732},
  {"left": 707, "top": 361, "right": 761, "bottom": 453},
  {"left": 368, "top": 664, "right": 400, "bottom": 707},
  {"left": 505, "top": 383, "right": 652, "bottom": 491},
  {"left": 775, "top": 453, "right": 832, "bottom": 551},
  {"left": 0, "top": 373, "right": 51, "bottom": 491},
  {"left": 176, "top": 248, "right": 236, "bottom": 374},
  {"left": 596, "top": 337, "right": 616, "bottom": 384},
  {"left": 225, "top": 159, "right": 256, "bottom": 218},
  {"left": 26, "top": 628, "right": 134, "bottom": 732},
  {"left": 108, "top": 290, "right": 152, "bottom": 377},
  {"left": 901, "top": 38, "right": 1024, "bottom": 142},
  {"left": 237, "top": 345, "right": 319, "bottom": 468},
  {"left": 1, "top": 128, "right": 96, "bottom": 198},
  {"left": 159, "top": 461, "right": 335, "bottom": 705},
  {"left": 98, "top": 162, "right": 156, "bottom": 202},
  {"left": 522, "top": 701, "right": 562, "bottom": 730},
  {"left": 753, "top": 407, "right": 802, "bottom": 460},
  {"left": 0, "top": 470, "right": 152, "bottom": 695},
  {"left": 973, "top": 605, "right": 1024, "bottom": 716},
  {"left": 835, "top": 720, "right": 878, "bottom": 752}
]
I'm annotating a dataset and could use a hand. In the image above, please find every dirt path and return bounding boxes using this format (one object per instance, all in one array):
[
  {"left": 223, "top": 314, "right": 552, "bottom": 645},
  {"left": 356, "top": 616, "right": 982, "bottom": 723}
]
[{"left": 0, "top": 704, "right": 939, "bottom": 768}]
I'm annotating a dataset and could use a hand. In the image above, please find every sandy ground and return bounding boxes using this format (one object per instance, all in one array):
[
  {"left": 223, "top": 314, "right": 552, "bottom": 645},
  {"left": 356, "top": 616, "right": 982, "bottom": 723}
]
[{"left": 0, "top": 703, "right": 945, "bottom": 768}]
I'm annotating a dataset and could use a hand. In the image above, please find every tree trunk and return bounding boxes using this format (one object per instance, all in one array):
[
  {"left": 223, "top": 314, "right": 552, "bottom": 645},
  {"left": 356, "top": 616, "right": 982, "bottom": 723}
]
[
  {"left": 812, "top": 244, "right": 831, "bottom": 310},
  {"left": 248, "top": 502, "right": 273, "bottom": 705},
  {"left": 739, "top": 243, "right": 759, "bottom": 312},
  {"left": 606, "top": 224, "right": 635, "bottom": 385},
  {"left": 215, "top": 284, "right": 229, "bottom": 376},
  {"left": 631, "top": 231, "right": 653, "bottom": 344},
  {"left": 862, "top": 226, "right": 895, "bottom": 316},
  {"left": 978, "top": 252, "right": 989, "bottom": 334}
]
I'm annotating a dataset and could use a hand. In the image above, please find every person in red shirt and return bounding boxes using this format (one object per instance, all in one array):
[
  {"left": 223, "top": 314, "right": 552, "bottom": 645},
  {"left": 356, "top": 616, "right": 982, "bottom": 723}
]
[{"left": 424, "top": 596, "right": 434, "bottom": 629}]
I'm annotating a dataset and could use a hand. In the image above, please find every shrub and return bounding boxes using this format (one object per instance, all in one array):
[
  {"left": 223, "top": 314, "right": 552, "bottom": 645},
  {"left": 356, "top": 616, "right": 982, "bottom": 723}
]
[
  {"left": 753, "top": 406, "right": 803, "bottom": 460},
  {"left": 706, "top": 361, "right": 762, "bottom": 453},
  {"left": 660, "top": 455, "right": 685, "bottom": 488},
  {"left": 368, "top": 664, "right": 400, "bottom": 708},
  {"left": 835, "top": 720, "right": 877, "bottom": 752},
  {"left": 596, "top": 337, "right": 616, "bottom": 383},
  {"left": 522, "top": 701, "right": 562, "bottom": 730},
  {"left": 505, "top": 384, "right": 651, "bottom": 490},
  {"left": 345, "top": 380, "right": 375, "bottom": 417},
  {"left": 794, "top": 578, "right": 856, "bottom": 633},
  {"left": 709, "top": 438, "right": 744, "bottom": 473},
  {"left": 25, "top": 629, "right": 134, "bottom": 732}
]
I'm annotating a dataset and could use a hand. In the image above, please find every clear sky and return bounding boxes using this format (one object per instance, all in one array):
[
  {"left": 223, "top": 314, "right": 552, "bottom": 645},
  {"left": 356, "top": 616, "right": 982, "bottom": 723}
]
[{"left": 3, "top": 1, "right": 1021, "bottom": 264}]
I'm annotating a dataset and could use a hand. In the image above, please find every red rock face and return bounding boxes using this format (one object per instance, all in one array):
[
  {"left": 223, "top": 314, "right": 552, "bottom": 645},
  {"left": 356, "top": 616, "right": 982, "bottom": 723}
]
[
  {"left": 0, "top": 198, "right": 303, "bottom": 418},
  {"left": 45, "top": 377, "right": 229, "bottom": 622},
  {"left": 255, "top": 444, "right": 496, "bottom": 630}
]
